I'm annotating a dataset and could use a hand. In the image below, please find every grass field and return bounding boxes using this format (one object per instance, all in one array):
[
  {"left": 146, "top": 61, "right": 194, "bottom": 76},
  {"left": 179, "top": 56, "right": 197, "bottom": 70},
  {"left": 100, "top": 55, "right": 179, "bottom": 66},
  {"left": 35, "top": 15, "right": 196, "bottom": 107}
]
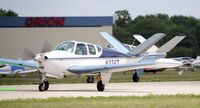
[
  {"left": 0, "top": 69, "right": 200, "bottom": 85},
  {"left": 0, "top": 95, "right": 200, "bottom": 108}
]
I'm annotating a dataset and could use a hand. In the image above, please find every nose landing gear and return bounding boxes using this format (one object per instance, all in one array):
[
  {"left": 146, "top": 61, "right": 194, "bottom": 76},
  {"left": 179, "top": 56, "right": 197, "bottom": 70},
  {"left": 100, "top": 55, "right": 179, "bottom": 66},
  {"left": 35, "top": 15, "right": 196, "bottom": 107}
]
[{"left": 38, "top": 73, "right": 49, "bottom": 92}]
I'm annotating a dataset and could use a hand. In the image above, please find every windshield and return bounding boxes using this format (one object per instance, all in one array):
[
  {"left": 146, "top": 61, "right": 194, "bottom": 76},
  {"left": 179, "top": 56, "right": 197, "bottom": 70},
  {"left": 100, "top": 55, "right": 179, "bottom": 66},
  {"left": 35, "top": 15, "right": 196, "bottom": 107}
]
[{"left": 55, "top": 42, "right": 75, "bottom": 52}]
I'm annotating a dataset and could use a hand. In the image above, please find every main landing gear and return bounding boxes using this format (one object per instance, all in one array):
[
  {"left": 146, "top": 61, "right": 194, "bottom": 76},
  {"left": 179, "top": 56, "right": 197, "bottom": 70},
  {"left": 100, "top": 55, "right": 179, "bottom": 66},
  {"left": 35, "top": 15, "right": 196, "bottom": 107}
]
[
  {"left": 87, "top": 75, "right": 94, "bottom": 83},
  {"left": 132, "top": 72, "right": 140, "bottom": 82},
  {"left": 96, "top": 74, "right": 105, "bottom": 91}
]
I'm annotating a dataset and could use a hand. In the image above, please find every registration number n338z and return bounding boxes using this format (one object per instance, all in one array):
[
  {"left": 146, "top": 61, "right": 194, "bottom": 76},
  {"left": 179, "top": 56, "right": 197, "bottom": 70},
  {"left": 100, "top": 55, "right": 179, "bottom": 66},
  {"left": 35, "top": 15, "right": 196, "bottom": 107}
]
[{"left": 106, "top": 59, "right": 119, "bottom": 64}]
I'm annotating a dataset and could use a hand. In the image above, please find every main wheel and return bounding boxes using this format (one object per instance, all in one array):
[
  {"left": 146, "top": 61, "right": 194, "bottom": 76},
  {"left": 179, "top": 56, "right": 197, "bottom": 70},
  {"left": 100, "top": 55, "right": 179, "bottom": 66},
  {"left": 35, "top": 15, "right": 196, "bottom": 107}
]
[
  {"left": 87, "top": 75, "right": 94, "bottom": 83},
  {"left": 44, "top": 81, "right": 49, "bottom": 91},
  {"left": 132, "top": 73, "right": 140, "bottom": 82},
  {"left": 97, "top": 81, "right": 105, "bottom": 91},
  {"left": 39, "top": 82, "right": 45, "bottom": 91}
]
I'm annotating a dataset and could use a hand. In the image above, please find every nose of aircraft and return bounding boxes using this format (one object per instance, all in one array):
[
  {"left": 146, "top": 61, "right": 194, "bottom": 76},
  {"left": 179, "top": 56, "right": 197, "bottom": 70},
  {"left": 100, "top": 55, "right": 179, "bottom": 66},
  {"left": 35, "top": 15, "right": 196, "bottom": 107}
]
[
  {"left": 34, "top": 53, "right": 47, "bottom": 62},
  {"left": 155, "top": 58, "right": 183, "bottom": 68}
]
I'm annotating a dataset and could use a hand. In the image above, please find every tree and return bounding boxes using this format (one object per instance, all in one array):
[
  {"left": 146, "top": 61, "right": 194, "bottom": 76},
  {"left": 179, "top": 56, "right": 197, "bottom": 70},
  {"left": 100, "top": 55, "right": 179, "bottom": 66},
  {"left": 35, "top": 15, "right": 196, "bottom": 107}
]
[
  {"left": 0, "top": 8, "right": 18, "bottom": 16},
  {"left": 114, "top": 10, "right": 131, "bottom": 27},
  {"left": 113, "top": 10, "right": 200, "bottom": 57}
]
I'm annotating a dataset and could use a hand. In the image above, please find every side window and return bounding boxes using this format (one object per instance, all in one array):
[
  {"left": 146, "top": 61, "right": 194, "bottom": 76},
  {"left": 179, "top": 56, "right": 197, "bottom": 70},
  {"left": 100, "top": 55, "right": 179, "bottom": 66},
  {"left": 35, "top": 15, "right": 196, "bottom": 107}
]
[
  {"left": 88, "top": 44, "right": 96, "bottom": 55},
  {"left": 75, "top": 43, "right": 87, "bottom": 55},
  {"left": 97, "top": 46, "right": 102, "bottom": 53}
]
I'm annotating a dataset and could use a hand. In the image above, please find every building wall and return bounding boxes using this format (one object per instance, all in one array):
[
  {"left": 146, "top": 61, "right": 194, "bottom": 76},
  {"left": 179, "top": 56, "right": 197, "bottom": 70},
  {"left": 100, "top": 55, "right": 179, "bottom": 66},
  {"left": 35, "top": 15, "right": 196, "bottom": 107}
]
[{"left": 0, "top": 17, "right": 112, "bottom": 59}]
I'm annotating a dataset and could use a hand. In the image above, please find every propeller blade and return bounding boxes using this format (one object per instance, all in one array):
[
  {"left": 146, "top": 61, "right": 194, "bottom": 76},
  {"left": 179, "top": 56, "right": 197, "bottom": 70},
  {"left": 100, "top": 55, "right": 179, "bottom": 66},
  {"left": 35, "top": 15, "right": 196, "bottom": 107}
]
[
  {"left": 22, "top": 48, "right": 35, "bottom": 60},
  {"left": 41, "top": 40, "right": 53, "bottom": 53}
]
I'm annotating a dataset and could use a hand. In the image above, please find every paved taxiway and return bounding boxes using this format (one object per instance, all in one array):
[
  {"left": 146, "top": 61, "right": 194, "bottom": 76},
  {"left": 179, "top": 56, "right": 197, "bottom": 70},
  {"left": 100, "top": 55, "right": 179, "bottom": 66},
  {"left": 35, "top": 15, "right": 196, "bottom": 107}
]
[{"left": 0, "top": 81, "right": 200, "bottom": 100}]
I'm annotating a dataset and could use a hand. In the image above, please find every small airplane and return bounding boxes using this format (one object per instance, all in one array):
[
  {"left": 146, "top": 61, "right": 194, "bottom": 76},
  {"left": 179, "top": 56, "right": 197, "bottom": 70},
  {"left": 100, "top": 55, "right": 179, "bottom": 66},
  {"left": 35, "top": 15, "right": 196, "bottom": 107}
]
[
  {"left": 172, "top": 56, "right": 200, "bottom": 75},
  {"left": 101, "top": 32, "right": 185, "bottom": 82},
  {"left": 0, "top": 32, "right": 182, "bottom": 92},
  {"left": 0, "top": 64, "right": 37, "bottom": 75}
]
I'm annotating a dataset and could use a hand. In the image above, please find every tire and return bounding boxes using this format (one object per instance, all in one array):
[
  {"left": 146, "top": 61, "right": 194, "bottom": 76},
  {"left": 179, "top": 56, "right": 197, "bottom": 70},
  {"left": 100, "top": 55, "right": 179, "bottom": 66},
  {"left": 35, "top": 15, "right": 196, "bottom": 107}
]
[
  {"left": 87, "top": 76, "right": 94, "bottom": 83},
  {"left": 44, "top": 81, "right": 49, "bottom": 91},
  {"left": 38, "top": 81, "right": 49, "bottom": 91},
  {"left": 132, "top": 73, "right": 140, "bottom": 82},
  {"left": 39, "top": 83, "right": 45, "bottom": 91},
  {"left": 97, "top": 81, "right": 105, "bottom": 91}
]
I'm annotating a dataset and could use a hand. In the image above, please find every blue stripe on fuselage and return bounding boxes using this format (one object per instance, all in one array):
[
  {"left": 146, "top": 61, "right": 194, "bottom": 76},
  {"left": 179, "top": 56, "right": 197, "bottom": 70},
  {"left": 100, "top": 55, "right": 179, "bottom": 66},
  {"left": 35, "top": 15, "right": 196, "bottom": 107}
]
[
  {"left": 100, "top": 47, "right": 131, "bottom": 58},
  {"left": 11, "top": 65, "right": 25, "bottom": 71}
]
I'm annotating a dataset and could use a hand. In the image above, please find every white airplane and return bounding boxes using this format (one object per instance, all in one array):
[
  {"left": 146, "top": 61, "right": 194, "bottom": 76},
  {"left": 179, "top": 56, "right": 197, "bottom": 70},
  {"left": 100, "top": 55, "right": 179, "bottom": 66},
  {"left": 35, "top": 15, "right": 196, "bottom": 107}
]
[
  {"left": 0, "top": 64, "right": 37, "bottom": 75},
  {"left": 101, "top": 32, "right": 185, "bottom": 82},
  {"left": 0, "top": 32, "right": 182, "bottom": 92}
]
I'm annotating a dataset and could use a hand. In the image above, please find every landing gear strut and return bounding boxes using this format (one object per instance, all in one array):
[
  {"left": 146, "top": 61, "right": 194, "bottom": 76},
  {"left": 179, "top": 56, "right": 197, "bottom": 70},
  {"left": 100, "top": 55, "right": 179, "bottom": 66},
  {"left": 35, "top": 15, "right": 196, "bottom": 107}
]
[
  {"left": 132, "top": 72, "right": 140, "bottom": 82},
  {"left": 39, "top": 80, "right": 49, "bottom": 91},
  {"left": 87, "top": 75, "right": 94, "bottom": 83},
  {"left": 38, "top": 73, "right": 49, "bottom": 92}
]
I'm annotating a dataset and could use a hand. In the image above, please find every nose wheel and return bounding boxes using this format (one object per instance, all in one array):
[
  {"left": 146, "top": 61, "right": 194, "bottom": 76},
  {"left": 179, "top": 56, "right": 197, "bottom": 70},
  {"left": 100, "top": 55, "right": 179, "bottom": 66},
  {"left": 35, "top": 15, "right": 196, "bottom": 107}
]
[{"left": 39, "top": 80, "right": 49, "bottom": 91}]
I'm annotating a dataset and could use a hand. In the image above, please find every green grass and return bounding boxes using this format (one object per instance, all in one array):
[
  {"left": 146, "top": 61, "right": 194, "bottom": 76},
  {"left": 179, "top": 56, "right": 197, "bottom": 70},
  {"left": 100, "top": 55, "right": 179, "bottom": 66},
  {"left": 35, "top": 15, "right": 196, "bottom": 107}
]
[
  {"left": 0, "top": 69, "right": 200, "bottom": 85},
  {"left": 0, "top": 95, "right": 200, "bottom": 108}
]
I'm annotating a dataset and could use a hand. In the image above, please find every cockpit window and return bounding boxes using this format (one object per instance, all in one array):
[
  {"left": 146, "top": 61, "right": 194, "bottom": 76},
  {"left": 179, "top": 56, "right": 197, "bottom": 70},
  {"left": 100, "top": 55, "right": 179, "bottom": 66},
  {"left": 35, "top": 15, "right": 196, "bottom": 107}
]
[
  {"left": 88, "top": 44, "right": 96, "bottom": 55},
  {"left": 55, "top": 42, "right": 75, "bottom": 52},
  {"left": 75, "top": 43, "right": 87, "bottom": 55}
]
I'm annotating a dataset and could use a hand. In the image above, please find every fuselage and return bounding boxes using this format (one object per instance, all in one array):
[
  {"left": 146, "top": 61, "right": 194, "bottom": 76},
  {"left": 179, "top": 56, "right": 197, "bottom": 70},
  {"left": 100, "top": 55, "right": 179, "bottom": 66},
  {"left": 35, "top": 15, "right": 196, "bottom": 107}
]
[{"left": 35, "top": 41, "right": 143, "bottom": 78}]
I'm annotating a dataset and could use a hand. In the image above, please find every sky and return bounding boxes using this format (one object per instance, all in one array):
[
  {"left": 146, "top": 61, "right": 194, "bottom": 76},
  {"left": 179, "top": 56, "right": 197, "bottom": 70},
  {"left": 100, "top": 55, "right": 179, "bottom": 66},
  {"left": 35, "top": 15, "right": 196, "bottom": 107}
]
[{"left": 0, "top": 0, "right": 200, "bottom": 19}]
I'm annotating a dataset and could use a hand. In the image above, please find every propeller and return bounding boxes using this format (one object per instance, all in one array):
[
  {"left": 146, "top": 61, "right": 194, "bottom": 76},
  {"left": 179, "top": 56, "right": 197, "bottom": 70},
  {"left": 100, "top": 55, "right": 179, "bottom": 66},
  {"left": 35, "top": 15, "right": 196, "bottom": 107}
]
[
  {"left": 22, "top": 40, "right": 53, "bottom": 60},
  {"left": 21, "top": 40, "right": 53, "bottom": 81},
  {"left": 22, "top": 48, "right": 35, "bottom": 60},
  {"left": 41, "top": 40, "right": 54, "bottom": 53}
]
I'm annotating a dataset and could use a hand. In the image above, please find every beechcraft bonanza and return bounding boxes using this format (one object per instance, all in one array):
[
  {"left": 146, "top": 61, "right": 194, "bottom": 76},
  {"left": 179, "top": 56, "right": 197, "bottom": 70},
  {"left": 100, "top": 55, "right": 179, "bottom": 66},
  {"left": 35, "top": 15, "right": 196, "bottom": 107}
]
[{"left": 0, "top": 32, "right": 182, "bottom": 91}]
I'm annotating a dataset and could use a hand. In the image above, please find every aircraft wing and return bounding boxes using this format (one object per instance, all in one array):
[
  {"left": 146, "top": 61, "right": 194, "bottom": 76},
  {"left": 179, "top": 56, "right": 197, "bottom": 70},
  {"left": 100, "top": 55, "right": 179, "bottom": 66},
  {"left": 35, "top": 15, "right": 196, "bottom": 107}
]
[
  {"left": 100, "top": 32, "right": 130, "bottom": 54},
  {"left": 156, "top": 36, "right": 185, "bottom": 53},
  {"left": 16, "top": 69, "right": 38, "bottom": 74},
  {"left": 0, "top": 71, "right": 11, "bottom": 74},
  {"left": 0, "top": 69, "right": 37, "bottom": 75},
  {"left": 67, "top": 62, "right": 155, "bottom": 74},
  {"left": 0, "top": 58, "right": 37, "bottom": 68}
]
